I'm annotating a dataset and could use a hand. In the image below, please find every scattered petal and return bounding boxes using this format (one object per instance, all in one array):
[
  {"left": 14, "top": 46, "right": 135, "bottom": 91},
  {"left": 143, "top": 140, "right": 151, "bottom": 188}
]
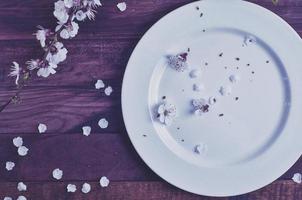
[
  {"left": 67, "top": 184, "right": 77, "bottom": 192},
  {"left": 38, "top": 123, "right": 47, "bottom": 133},
  {"left": 52, "top": 168, "right": 63, "bottom": 180},
  {"left": 16, "top": 196, "right": 27, "bottom": 200},
  {"left": 98, "top": 118, "right": 109, "bottom": 129},
  {"left": 194, "top": 143, "right": 208, "bottom": 155},
  {"left": 104, "top": 86, "right": 113, "bottom": 96},
  {"left": 229, "top": 74, "right": 240, "bottom": 83},
  {"left": 190, "top": 69, "right": 201, "bottom": 78},
  {"left": 6, "top": 161, "right": 15, "bottom": 171},
  {"left": 292, "top": 173, "right": 302, "bottom": 184},
  {"left": 17, "top": 182, "right": 27, "bottom": 192},
  {"left": 99, "top": 176, "right": 110, "bottom": 187},
  {"left": 82, "top": 126, "right": 91, "bottom": 136},
  {"left": 18, "top": 146, "right": 29, "bottom": 157},
  {"left": 208, "top": 96, "right": 217, "bottom": 105},
  {"left": 82, "top": 183, "right": 91, "bottom": 194},
  {"left": 4, "top": 197, "right": 12, "bottom": 200},
  {"left": 219, "top": 86, "right": 232, "bottom": 96},
  {"left": 13, "top": 137, "right": 23, "bottom": 148},
  {"left": 95, "top": 80, "right": 105, "bottom": 89},
  {"left": 117, "top": 2, "right": 127, "bottom": 12}
]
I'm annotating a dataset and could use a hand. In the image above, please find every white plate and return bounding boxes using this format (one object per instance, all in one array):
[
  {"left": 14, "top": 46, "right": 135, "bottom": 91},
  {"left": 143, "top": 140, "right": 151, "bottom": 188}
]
[{"left": 122, "top": 0, "right": 302, "bottom": 196}]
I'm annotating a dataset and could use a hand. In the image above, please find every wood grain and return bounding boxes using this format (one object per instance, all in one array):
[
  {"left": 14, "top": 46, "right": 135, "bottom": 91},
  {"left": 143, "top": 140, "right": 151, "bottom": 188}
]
[
  {"left": 0, "top": 181, "right": 301, "bottom": 200},
  {"left": 0, "top": 0, "right": 302, "bottom": 199}
]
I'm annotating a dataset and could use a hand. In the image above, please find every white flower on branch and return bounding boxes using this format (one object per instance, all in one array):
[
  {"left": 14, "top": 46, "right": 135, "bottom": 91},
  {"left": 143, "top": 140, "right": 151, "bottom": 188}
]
[
  {"left": 34, "top": 26, "right": 51, "bottom": 48},
  {"left": 83, "top": 0, "right": 102, "bottom": 8},
  {"left": 37, "top": 63, "right": 58, "bottom": 78},
  {"left": 46, "top": 42, "right": 68, "bottom": 64},
  {"left": 86, "top": 8, "right": 97, "bottom": 20},
  {"left": 8, "top": 62, "right": 21, "bottom": 85},
  {"left": 26, "top": 59, "right": 40, "bottom": 71},
  {"left": 56, "top": 21, "right": 79, "bottom": 39},
  {"left": 54, "top": 0, "right": 69, "bottom": 23},
  {"left": 64, "top": 0, "right": 74, "bottom": 8},
  {"left": 76, "top": 10, "right": 87, "bottom": 21}
]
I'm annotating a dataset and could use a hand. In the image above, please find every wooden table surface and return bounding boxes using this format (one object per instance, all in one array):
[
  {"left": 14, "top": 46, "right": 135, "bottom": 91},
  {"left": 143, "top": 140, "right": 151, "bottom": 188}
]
[{"left": 0, "top": 0, "right": 302, "bottom": 199}]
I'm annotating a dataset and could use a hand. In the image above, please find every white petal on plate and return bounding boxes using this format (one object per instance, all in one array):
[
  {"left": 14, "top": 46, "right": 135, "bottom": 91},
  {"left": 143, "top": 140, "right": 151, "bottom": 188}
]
[
  {"left": 292, "top": 173, "right": 302, "bottom": 184},
  {"left": 81, "top": 183, "right": 91, "bottom": 194},
  {"left": 38, "top": 123, "right": 47, "bottom": 133},
  {"left": 229, "top": 74, "right": 240, "bottom": 83},
  {"left": 219, "top": 86, "right": 232, "bottom": 96},
  {"left": 159, "top": 114, "right": 165, "bottom": 123},
  {"left": 67, "top": 184, "right": 77, "bottom": 192},
  {"left": 208, "top": 96, "right": 217, "bottom": 105},
  {"left": 194, "top": 109, "right": 203, "bottom": 116},
  {"left": 52, "top": 168, "right": 63, "bottom": 180},
  {"left": 16, "top": 196, "right": 27, "bottom": 200},
  {"left": 13, "top": 136, "right": 23, "bottom": 148},
  {"left": 164, "top": 116, "right": 173, "bottom": 126},
  {"left": 104, "top": 86, "right": 113, "bottom": 96},
  {"left": 193, "top": 83, "right": 205, "bottom": 92},
  {"left": 117, "top": 2, "right": 127, "bottom": 12},
  {"left": 17, "top": 182, "right": 27, "bottom": 192},
  {"left": 95, "top": 79, "right": 105, "bottom": 89},
  {"left": 190, "top": 69, "right": 201, "bottom": 78},
  {"left": 98, "top": 118, "right": 109, "bottom": 129},
  {"left": 18, "top": 146, "right": 29, "bottom": 156},
  {"left": 82, "top": 126, "right": 91, "bottom": 136},
  {"left": 157, "top": 104, "right": 165, "bottom": 114},
  {"left": 99, "top": 176, "right": 110, "bottom": 187},
  {"left": 6, "top": 161, "right": 15, "bottom": 171},
  {"left": 194, "top": 143, "right": 208, "bottom": 155}
]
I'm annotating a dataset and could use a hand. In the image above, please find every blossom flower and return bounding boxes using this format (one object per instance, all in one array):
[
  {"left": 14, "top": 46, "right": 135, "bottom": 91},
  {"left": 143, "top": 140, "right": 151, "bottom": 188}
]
[
  {"left": 38, "top": 123, "right": 47, "bottom": 133},
  {"left": 98, "top": 118, "right": 109, "bottom": 129},
  {"left": 26, "top": 59, "right": 40, "bottom": 71},
  {"left": 52, "top": 168, "right": 63, "bottom": 180},
  {"left": 82, "top": 126, "right": 91, "bottom": 136},
  {"left": 83, "top": 0, "right": 102, "bottom": 8},
  {"left": 46, "top": 42, "right": 68, "bottom": 65},
  {"left": 5, "top": 161, "right": 15, "bottom": 171},
  {"left": 95, "top": 79, "right": 105, "bottom": 89},
  {"left": 18, "top": 146, "right": 29, "bottom": 156},
  {"left": 117, "top": 2, "right": 127, "bottom": 12},
  {"left": 192, "top": 98, "right": 210, "bottom": 116},
  {"left": 17, "top": 182, "right": 27, "bottom": 192},
  {"left": 292, "top": 173, "right": 302, "bottom": 184},
  {"left": 34, "top": 26, "right": 51, "bottom": 48},
  {"left": 13, "top": 136, "right": 23, "bottom": 147},
  {"left": 67, "top": 184, "right": 77, "bottom": 192},
  {"left": 8, "top": 62, "right": 21, "bottom": 85},
  {"left": 157, "top": 101, "right": 177, "bottom": 126},
  {"left": 54, "top": 0, "right": 69, "bottom": 23},
  {"left": 64, "top": 0, "right": 74, "bottom": 8},
  {"left": 82, "top": 183, "right": 91, "bottom": 194},
  {"left": 104, "top": 86, "right": 113, "bottom": 96},
  {"left": 56, "top": 21, "right": 79, "bottom": 39},
  {"left": 99, "top": 176, "right": 110, "bottom": 187},
  {"left": 76, "top": 10, "right": 87, "bottom": 21},
  {"left": 37, "top": 63, "right": 58, "bottom": 78},
  {"left": 4, "top": 197, "right": 12, "bottom": 200},
  {"left": 17, "top": 196, "right": 27, "bottom": 200}
]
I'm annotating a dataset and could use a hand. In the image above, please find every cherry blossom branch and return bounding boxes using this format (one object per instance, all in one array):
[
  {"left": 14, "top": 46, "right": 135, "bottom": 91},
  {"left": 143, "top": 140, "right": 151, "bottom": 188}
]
[{"left": 0, "top": 0, "right": 102, "bottom": 113}]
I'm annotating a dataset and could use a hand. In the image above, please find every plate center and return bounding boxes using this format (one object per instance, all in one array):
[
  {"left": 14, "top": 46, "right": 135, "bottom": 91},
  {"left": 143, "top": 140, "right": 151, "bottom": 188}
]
[{"left": 149, "top": 28, "right": 290, "bottom": 166}]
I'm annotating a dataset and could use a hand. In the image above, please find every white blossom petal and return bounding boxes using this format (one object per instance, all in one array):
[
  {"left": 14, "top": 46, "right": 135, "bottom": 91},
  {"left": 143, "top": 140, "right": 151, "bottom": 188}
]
[
  {"left": 82, "top": 126, "right": 91, "bottom": 136},
  {"left": 16, "top": 196, "right": 27, "bottom": 200},
  {"left": 52, "top": 168, "right": 63, "bottom": 180},
  {"left": 6, "top": 161, "right": 15, "bottom": 171},
  {"left": 292, "top": 173, "right": 302, "bottom": 184},
  {"left": 81, "top": 183, "right": 91, "bottom": 194},
  {"left": 13, "top": 136, "right": 23, "bottom": 147},
  {"left": 64, "top": 0, "right": 73, "bottom": 8},
  {"left": 17, "top": 182, "right": 27, "bottom": 192},
  {"left": 95, "top": 80, "right": 105, "bottom": 89},
  {"left": 98, "top": 118, "right": 109, "bottom": 129},
  {"left": 18, "top": 146, "right": 29, "bottom": 156},
  {"left": 99, "top": 176, "right": 110, "bottom": 187},
  {"left": 76, "top": 10, "right": 87, "bottom": 21},
  {"left": 67, "top": 184, "right": 77, "bottom": 192},
  {"left": 38, "top": 123, "right": 47, "bottom": 133},
  {"left": 117, "top": 2, "right": 127, "bottom": 12},
  {"left": 54, "top": 0, "right": 69, "bottom": 23},
  {"left": 104, "top": 86, "right": 113, "bottom": 96},
  {"left": 4, "top": 197, "right": 12, "bottom": 200}
]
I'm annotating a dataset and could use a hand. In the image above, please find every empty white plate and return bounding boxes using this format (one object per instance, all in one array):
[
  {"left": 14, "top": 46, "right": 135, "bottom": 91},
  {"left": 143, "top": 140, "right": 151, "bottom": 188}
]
[{"left": 122, "top": 0, "right": 302, "bottom": 196}]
